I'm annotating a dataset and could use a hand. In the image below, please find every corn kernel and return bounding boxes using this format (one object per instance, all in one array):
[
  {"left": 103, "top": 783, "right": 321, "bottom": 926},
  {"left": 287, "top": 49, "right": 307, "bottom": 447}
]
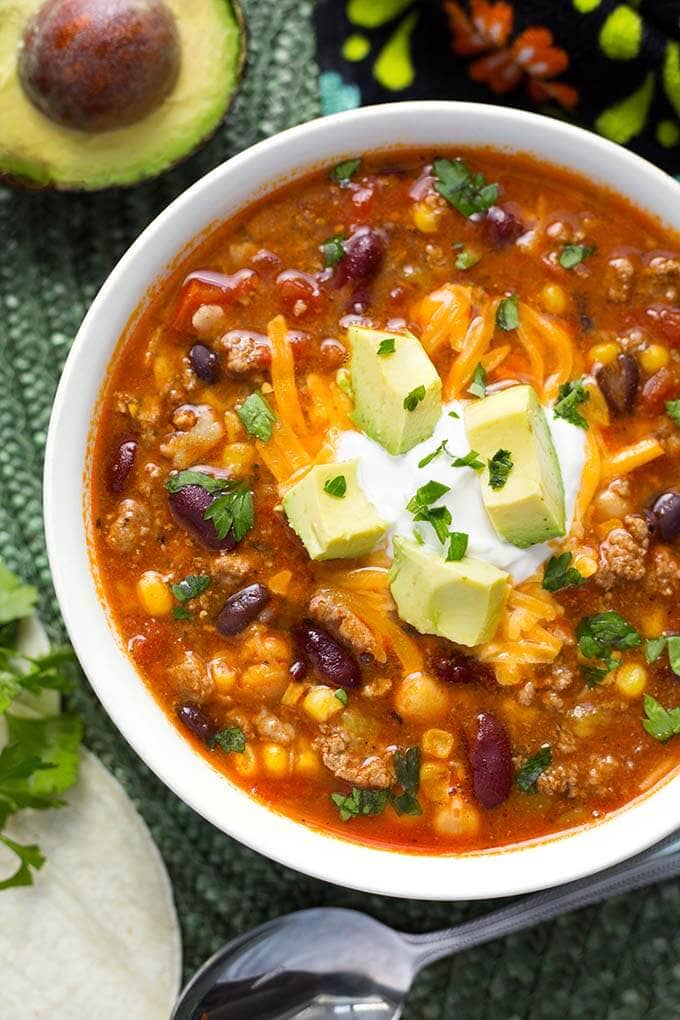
[
  {"left": 152, "top": 355, "right": 173, "bottom": 389},
  {"left": 615, "top": 662, "right": 648, "bottom": 699},
  {"left": 640, "top": 607, "right": 666, "bottom": 638},
  {"left": 221, "top": 442, "right": 256, "bottom": 477},
  {"left": 573, "top": 553, "right": 598, "bottom": 578},
  {"left": 268, "top": 570, "right": 293, "bottom": 596},
  {"left": 538, "top": 283, "right": 567, "bottom": 316},
  {"left": 209, "top": 657, "right": 237, "bottom": 694},
  {"left": 282, "top": 681, "right": 306, "bottom": 707},
  {"left": 303, "top": 685, "right": 345, "bottom": 723},
  {"left": 640, "top": 344, "right": 670, "bottom": 373},
  {"left": 588, "top": 341, "right": 620, "bottom": 366},
  {"left": 294, "top": 748, "right": 321, "bottom": 777},
  {"left": 136, "top": 571, "right": 173, "bottom": 617},
  {"left": 223, "top": 410, "right": 246, "bottom": 443},
  {"left": 261, "top": 742, "right": 290, "bottom": 778},
  {"left": 422, "top": 728, "right": 454, "bottom": 759},
  {"left": 420, "top": 762, "right": 450, "bottom": 803},
  {"left": 413, "top": 201, "right": 442, "bottom": 234},
  {"left": 233, "top": 744, "right": 258, "bottom": 777}
]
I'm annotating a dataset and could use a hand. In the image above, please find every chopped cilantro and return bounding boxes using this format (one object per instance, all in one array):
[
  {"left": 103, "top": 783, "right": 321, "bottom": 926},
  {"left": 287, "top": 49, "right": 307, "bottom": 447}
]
[
  {"left": 172, "top": 606, "right": 192, "bottom": 621},
  {"left": 488, "top": 449, "right": 513, "bottom": 489},
  {"left": 391, "top": 746, "right": 422, "bottom": 816},
  {"left": 542, "top": 552, "right": 587, "bottom": 593},
  {"left": 496, "top": 294, "right": 520, "bottom": 331},
  {"left": 335, "top": 689, "right": 348, "bottom": 705},
  {"left": 237, "top": 391, "right": 277, "bottom": 442},
  {"left": 330, "top": 158, "right": 361, "bottom": 187},
  {"left": 432, "top": 158, "right": 499, "bottom": 218},
  {"left": 467, "top": 362, "right": 487, "bottom": 398},
  {"left": 165, "top": 469, "right": 226, "bottom": 494},
  {"left": 576, "top": 611, "right": 640, "bottom": 684},
  {"left": 323, "top": 475, "right": 347, "bottom": 498},
  {"left": 559, "top": 244, "right": 595, "bottom": 270},
  {"left": 171, "top": 574, "right": 211, "bottom": 603},
  {"left": 203, "top": 484, "right": 254, "bottom": 541},
  {"left": 553, "top": 378, "right": 590, "bottom": 430},
  {"left": 418, "top": 440, "right": 448, "bottom": 468},
  {"left": 321, "top": 234, "right": 346, "bottom": 268},
  {"left": 666, "top": 399, "right": 680, "bottom": 427},
  {"left": 517, "top": 745, "right": 552, "bottom": 793},
  {"left": 643, "top": 694, "right": 680, "bottom": 743},
  {"left": 210, "top": 726, "right": 246, "bottom": 754},
  {"left": 645, "top": 636, "right": 667, "bottom": 663},
  {"left": 407, "top": 482, "right": 452, "bottom": 544},
  {"left": 455, "top": 247, "right": 482, "bottom": 270},
  {"left": 644, "top": 635, "right": 680, "bottom": 676},
  {"left": 377, "top": 337, "right": 396, "bottom": 356},
  {"left": 582, "top": 663, "right": 613, "bottom": 689},
  {"left": 452, "top": 449, "right": 484, "bottom": 470},
  {"left": 446, "top": 532, "right": 469, "bottom": 561},
  {"left": 331, "top": 787, "right": 389, "bottom": 822},
  {"left": 448, "top": 409, "right": 460, "bottom": 419},
  {"left": 404, "top": 385, "right": 426, "bottom": 412}
]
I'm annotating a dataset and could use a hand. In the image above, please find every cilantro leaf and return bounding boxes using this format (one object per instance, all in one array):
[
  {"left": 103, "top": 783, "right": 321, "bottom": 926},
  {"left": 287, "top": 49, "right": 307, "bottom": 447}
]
[
  {"left": 645, "top": 636, "right": 667, "bottom": 663},
  {"left": 0, "top": 835, "right": 45, "bottom": 891},
  {"left": 446, "top": 532, "right": 468, "bottom": 561},
  {"left": 467, "top": 363, "right": 486, "bottom": 398},
  {"left": 582, "top": 663, "right": 613, "bottom": 689},
  {"left": 643, "top": 694, "right": 680, "bottom": 743},
  {"left": 377, "top": 337, "right": 396, "bottom": 356},
  {"left": 418, "top": 440, "right": 448, "bottom": 469},
  {"left": 452, "top": 449, "right": 484, "bottom": 470},
  {"left": 646, "top": 635, "right": 680, "bottom": 676},
  {"left": 432, "top": 158, "right": 499, "bottom": 218},
  {"left": 0, "top": 562, "right": 37, "bottom": 626},
  {"left": 553, "top": 378, "right": 590, "bottom": 430},
  {"left": 407, "top": 482, "right": 451, "bottom": 543},
  {"left": 559, "top": 244, "right": 595, "bottom": 270},
  {"left": 331, "top": 787, "right": 389, "bottom": 821},
  {"left": 331, "top": 158, "right": 361, "bottom": 187},
  {"left": 517, "top": 745, "right": 552, "bottom": 793},
  {"left": 237, "top": 391, "right": 277, "bottom": 442},
  {"left": 666, "top": 399, "right": 680, "bottom": 428},
  {"left": 321, "top": 234, "right": 346, "bottom": 268},
  {"left": 407, "top": 481, "right": 450, "bottom": 511},
  {"left": 334, "top": 689, "right": 348, "bottom": 705},
  {"left": 542, "top": 552, "right": 587, "bottom": 593},
  {"left": 488, "top": 449, "right": 513, "bottom": 489},
  {"left": 391, "top": 746, "right": 422, "bottom": 816},
  {"left": 210, "top": 726, "right": 246, "bottom": 754},
  {"left": 323, "top": 475, "right": 347, "bottom": 498},
  {"left": 448, "top": 410, "right": 460, "bottom": 419},
  {"left": 171, "top": 574, "right": 211, "bottom": 603},
  {"left": 173, "top": 606, "right": 192, "bottom": 621},
  {"left": 496, "top": 294, "right": 520, "bottom": 331},
  {"left": 165, "top": 469, "right": 226, "bottom": 494},
  {"left": 455, "top": 247, "right": 481, "bottom": 270},
  {"left": 203, "top": 484, "right": 254, "bottom": 542},
  {"left": 404, "top": 385, "right": 426, "bottom": 412},
  {"left": 576, "top": 612, "right": 640, "bottom": 685},
  {"left": 669, "top": 636, "right": 680, "bottom": 676}
]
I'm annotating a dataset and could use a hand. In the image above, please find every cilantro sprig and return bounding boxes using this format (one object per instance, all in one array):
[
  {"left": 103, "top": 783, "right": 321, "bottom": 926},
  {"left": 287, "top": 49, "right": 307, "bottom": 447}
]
[
  {"left": 645, "top": 635, "right": 680, "bottom": 676},
  {"left": 496, "top": 295, "right": 520, "bottom": 331},
  {"left": 237, "top": 391, "right": 277, "bottom": 442},
  {"left": 576, "top": 611, "right": 640, "bottom": 686},
  {"left": 488, "top": 449, "right": 513, "bottom": 489},
  {"left": 321, "top": 234, "right": 346, "bottom": 268},
  {"left": 166, "top": 470, "right": 255, "bottom": 543},
  {"left": 407, "top": 481, "right": 451, "bottom": 544},
  {"left": 542, "top": 552, "right": 587, "bottom": 593},
  {"left": 643, "top": 695, "right": 680, "bottom": 743},
  {"left": 553, "top": 378, "right": 590, "bottom": 430},
  {"left": 559, "top": 244, "right": 595, "bottom": 270},
  {"left": 467, "top": 363, "right": 487, "bottom": 398},
  {"left": 404, "top": 385, "right": 426, "bottom": 412},
  {"left": 432, "top": 158, "right": 499, "bottom": 218},
  {"left": 331, "top": 746, "right": 422, "bottom": 822},
  {"left": 330, "top": 158, "right": 361, "bottom": 187},
  {"left": 517, "top": 745, "right": 552, "bottom": 793}
]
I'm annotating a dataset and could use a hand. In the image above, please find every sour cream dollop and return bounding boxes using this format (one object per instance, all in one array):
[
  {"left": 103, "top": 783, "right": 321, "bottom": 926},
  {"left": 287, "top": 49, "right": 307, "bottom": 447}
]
[{"left": 334, "top": 400, "right": 587, "bottom": 583}]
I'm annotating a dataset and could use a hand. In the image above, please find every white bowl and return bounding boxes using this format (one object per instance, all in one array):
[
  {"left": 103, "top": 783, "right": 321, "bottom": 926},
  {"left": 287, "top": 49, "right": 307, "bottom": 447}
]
[{"left": 45, "top": 102, "right": 680, "bottom": 900}]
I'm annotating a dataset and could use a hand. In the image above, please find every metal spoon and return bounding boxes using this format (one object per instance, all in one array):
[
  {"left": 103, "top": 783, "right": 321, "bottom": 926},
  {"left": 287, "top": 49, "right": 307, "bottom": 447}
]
[{"left": 172, "top": 832, "right": 680, "bottom": 1020}]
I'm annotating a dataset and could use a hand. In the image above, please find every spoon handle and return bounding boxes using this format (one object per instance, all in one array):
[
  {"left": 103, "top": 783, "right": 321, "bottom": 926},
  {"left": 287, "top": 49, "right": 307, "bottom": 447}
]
[{"left": 402, "top": 831, "right": 680, "bottom": 971}]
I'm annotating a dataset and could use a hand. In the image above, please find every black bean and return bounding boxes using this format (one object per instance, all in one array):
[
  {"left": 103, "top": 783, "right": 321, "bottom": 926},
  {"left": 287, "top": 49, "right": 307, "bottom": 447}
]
[
  {"left": 168, "top": 485, "right": 236, "bottom": 551},
  {"left": 595, "top": 353, "right": 639, "bottom": 415},
  {"left": 189, "top": 343, "right": 219, "bottom": 384},
  {"left": 434, "top": 653, "right": 495, "bottom": 687},
  {"left": 216, "top": 583, "right": 271, "bottom": 636},
  {"left": 107, "top": 439, "right": 137, "bottom": 493},
  {"left": 343, "top": 228, "right": 384, "bottom": 282},
  {"left": 292, "top": 620, "right": 361, "bottom": 689},
  {"left": 485, "top": 205, "right": 524, "bottom": 248},
  {"left": 650, "top": 490, "right": 680, "bottom": 543},
  {"left": 177, "top": 702, "right": 214, "bottom": 743},
  {"left": 470, "top": 712, "right": 513, "bottom": 809}
]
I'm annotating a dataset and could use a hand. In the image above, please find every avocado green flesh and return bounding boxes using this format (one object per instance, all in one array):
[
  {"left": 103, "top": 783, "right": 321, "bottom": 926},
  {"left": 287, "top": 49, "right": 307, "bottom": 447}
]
[{"left": 0, "top": 0, "right": 244, "bottom": 190}]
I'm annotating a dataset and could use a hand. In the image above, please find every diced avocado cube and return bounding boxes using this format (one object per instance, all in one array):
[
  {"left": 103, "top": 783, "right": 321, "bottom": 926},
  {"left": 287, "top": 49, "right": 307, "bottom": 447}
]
[
  {"left": 348, "top": 326, "right": 442, "bottom": 455},
  {"left": 283, "top": 460, "right": 387, "bottom": 561},
  {"left": 389, "top": 538, "right": 509, "bottom": 647},
  {"left": 464, "top": 385, "right": 566, "bottom": 549}
]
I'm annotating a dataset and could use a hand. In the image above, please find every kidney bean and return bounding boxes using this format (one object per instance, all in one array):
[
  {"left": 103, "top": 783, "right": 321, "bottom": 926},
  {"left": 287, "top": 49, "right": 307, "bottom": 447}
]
[
  {"left": 292, "top": 620, "right": 361, "bottom": 689},
  {"left": 168, "top": 485, "right": 236, "bottom": 551},
  {"left": 434, "top": 653, "right": 496, "bottom": 688},
  {"left": 343, "top": 228, "right": 384, "bottom": 282},
  {"left": 107, "top": 439, "right": 137, "bottom": 493},
  {"left": 595, "top": 353, "right": 639, "bottom": 415},
  {"left": 189, "top": 343, "right": 219, "bottom": 384},
  {"left": 470, "top": 712, "right": 513, "bottom": 809},
  {"left": 177, "top": 702, "right": 214, "bottom": 743},
  {"left": 485, "top": 205, "right": 524, "bottom": 248},
  {"left": 216, "top": 583, "right": 271, "bottom": 636},
  {"left": 640, "top": 366, "right": 676, "bottom": 415},
  {"left": 650, "top": 490, "right": 680, "bottom": 542},
  {"left": 289, "top": 659, "right": 308, "bottom": 681}
]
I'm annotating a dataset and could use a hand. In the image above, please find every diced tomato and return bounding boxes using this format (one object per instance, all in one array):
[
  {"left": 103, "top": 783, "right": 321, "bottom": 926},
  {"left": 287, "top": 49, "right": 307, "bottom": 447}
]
[
  {"left": 275, "top": 269, "right": 323, "bottom": 314},
  {"left": 645, "top": 304, "right": 680, "bottom": 347},
  {"left": 640, "top": 366, "right": 679, "bottom": 414},
  {"left": 171, "top": 268, "right": 258, "bottom": 332}
]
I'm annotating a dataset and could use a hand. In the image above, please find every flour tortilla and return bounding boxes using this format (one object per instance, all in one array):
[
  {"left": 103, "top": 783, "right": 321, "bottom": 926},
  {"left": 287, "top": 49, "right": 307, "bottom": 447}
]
[{"left": 0, "top": 619, "right": 182, "bottom": 1019}]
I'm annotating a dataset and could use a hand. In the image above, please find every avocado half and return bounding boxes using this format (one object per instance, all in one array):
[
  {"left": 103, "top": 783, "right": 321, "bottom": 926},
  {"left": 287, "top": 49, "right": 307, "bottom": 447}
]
[{"left": 0, "top": 0, "right": 245, "bottom": 191}]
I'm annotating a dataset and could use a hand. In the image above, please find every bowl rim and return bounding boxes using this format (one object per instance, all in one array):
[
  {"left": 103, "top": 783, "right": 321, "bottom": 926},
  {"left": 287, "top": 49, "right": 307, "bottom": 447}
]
[{"left": 45, "top": 101, "right": 680, "bottom": 900}]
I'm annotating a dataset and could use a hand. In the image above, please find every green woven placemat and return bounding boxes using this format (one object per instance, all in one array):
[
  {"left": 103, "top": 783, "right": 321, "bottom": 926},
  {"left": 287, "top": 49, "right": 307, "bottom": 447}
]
[{"left": 2, "top": 3, "right": 679, "bottom": 1017}]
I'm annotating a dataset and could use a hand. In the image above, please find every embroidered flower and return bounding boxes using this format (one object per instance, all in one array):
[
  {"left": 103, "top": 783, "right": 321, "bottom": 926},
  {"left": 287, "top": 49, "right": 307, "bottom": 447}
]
[{"left": 445, "top": 1, "right": 579, "bottom": 110}]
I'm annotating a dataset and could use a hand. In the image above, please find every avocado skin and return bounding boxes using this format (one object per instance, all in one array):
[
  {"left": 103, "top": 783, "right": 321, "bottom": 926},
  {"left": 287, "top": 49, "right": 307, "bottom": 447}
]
[{"left": 0, "top": 0, "right": 247, "bottom": 192}]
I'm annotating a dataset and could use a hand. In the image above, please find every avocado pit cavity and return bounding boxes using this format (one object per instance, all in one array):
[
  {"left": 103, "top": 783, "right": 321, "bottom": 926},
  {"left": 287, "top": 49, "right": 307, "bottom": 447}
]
[{"left": 18, "top": 0, "right": 180, "bottom": 132}]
